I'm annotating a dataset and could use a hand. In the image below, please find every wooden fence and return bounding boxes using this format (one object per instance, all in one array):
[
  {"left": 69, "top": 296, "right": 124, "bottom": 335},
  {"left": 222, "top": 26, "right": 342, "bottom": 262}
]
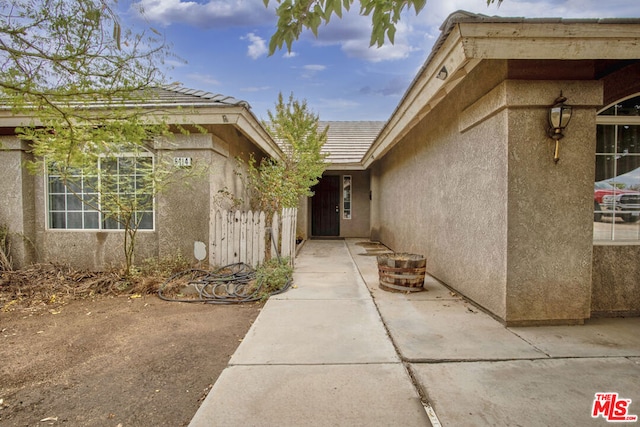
[{"left": 210, "top": 208, "right": 297, "bottom": 267}]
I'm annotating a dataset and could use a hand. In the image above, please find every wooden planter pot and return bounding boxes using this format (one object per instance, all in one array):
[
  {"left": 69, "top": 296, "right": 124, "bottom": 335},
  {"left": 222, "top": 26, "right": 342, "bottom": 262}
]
[{"left": 377, "top": 253, "right": 426, "bottom": 293}]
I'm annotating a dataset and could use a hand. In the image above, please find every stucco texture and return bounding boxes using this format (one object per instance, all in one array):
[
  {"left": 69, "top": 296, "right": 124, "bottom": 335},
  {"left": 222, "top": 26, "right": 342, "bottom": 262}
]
[
  {"left": 334, "top": 170, "right": 371, "bottom": 238},
  {"left": 592, "top": 245, "right": 640, "bottom": 316},
  {"left": 0, "top": 137, "right": 35, "bottom": 268},
  {"left": 371, "top": 61, "right": 603, "bottom": 324},
  {"left": 372, "top": 62, "right": 510, "bottom": 319},
  {"left": 2, "top": 127, "right": 263, "bottom": 271},
  {"left": 505, "top": 101, "right": 597, "bottom": 324}
]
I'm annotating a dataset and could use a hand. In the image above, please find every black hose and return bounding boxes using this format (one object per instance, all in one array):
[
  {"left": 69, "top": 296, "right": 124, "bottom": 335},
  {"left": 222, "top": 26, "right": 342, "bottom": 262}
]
[
  {"left": 157, "top": 262, "right": 292, "bottom": 304},
  {"left": 158, "top": 228, "right": 292, "bottom": 304}
]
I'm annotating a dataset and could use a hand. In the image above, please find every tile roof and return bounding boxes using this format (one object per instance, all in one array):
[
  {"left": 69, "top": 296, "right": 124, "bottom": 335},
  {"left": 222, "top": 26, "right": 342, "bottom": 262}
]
[
  {"left": 319, "top": 121, "right": 386, "bottom": 165},
  {"left": 0, "top": 85, "right": 251, "bottom": 111},
  {"left": 151, "top": 86, "right": 250, "bottom": 108}
]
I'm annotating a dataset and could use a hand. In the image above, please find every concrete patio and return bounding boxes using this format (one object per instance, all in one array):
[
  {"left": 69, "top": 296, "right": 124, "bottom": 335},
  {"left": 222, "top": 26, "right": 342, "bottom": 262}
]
[{"left": 190, "top": 239, "right": 640, "bottom": 426}]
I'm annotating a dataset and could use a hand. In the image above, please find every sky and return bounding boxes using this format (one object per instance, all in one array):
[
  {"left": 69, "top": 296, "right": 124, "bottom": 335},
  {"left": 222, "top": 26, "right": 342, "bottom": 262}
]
[{"left": 120, "top": 0, "right": 639, "bottom": 122}]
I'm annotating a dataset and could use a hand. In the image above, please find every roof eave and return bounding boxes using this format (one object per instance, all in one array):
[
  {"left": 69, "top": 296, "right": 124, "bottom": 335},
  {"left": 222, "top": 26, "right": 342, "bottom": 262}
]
[
  {"left": 144, "top": 105, "right": 284, "bottom": 161},
  {"left": 362, "top": 15, "right": 640, "bottom": 169},
  {"left": 325, "top": 162, "right": 368, "bottom": 171},
  {"left": 0, "top": 103, "right": 283, "bottom": 161}
]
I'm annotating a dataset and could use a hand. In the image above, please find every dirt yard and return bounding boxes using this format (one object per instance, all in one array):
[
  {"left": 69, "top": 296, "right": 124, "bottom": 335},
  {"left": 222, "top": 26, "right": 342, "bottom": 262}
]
[{"left": 0, "top": 287, "right": 261, "bottom": 426}]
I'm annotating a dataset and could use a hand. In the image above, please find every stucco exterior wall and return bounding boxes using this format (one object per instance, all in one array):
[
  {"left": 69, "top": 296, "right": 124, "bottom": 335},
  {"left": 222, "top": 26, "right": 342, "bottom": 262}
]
[
  {"left": 337, "top": 170, "right": 370, "bottom": 238},
  {"left": 2, "top": 127, "right": 264, "bottom": 271},
  {"left": 0, "top": 136, "right": 36, "bottom": 269},
  {"left": 590, "top": 62, "right": 640, "bottom": 317},
  {"left": 372, "top": 61, "right": 510, "bottom": 319},
  {"left": 157, "top": 133, "right": 220, "bottom": 263},
  {"left": 300, "top": 170, "right": 370, "bottom": 239},
  {"left": 504, "top": 81, "right": 601, "bottom": 324},
  {"left": 371, "top": 60, "right": 603, "bottom": 324},
  {"left": 592, "top": 245, "right": 640, "bottom": 316},
  {"left": 157, "top": 128, "right": 261, "bottom": 264}
]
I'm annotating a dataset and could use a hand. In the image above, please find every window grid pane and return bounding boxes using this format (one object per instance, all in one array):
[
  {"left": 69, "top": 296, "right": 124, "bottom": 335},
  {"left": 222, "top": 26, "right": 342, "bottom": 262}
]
[
  {"left": 47, "top": 154, "right": 154, "bottom": 231},
  {"left": 595, "top": 109, "right": 640, "bottom": 242}
]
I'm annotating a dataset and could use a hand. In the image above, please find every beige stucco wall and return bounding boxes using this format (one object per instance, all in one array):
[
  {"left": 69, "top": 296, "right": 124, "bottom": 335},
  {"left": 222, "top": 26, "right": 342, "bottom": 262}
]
[
  {"left": 1, "top": 126, "right": 263, "bottom": 271},
  {"left": 372, "top": 60, "right": 602, "bottom": 324},
  {"left": 592, "top": 245, "right": 640, "bottom": 316},
  {"left": 504, "top": 81, "right": 600, "bottom": 324},
  {"left": 156, "top": 130, "right": 258, "bottom": 264},
  {"left": 372, "top": 60, "right": 510, "bottom": 319},
  {"left": 336, "top": 170, "right": 370, "bottom": 238},
  {"left": 590, "top": 62, "right": 640, "bottom": 317},
  {"left": 0, "top": 136, "right": 36, "bottom": 269},
  {"left": 300, "top": 170, "right": 371, "bottom": 239}
]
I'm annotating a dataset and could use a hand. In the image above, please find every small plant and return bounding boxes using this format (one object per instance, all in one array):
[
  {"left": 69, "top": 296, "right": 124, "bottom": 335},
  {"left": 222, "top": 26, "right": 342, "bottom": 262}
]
[
  {"left": 0, "top": 224, "right": 12, "bottom": 272},
  {"left": 137, "top": 253, "right": 192, "bottom": 277},
  {"left": 253, "top": 257, "right": 293, "bottom": 301}
]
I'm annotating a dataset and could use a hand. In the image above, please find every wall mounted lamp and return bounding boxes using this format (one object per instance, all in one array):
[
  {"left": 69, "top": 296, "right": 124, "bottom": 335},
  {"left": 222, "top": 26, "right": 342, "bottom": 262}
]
[{"left": 547, "top": 92, "right": 573, "bottom": 163}]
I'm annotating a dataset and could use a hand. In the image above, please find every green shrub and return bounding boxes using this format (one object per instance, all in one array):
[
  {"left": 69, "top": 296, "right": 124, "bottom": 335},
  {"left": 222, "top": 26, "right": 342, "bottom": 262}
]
[{"left": 254, "top": 257, "right": 293, "bottom": 301}]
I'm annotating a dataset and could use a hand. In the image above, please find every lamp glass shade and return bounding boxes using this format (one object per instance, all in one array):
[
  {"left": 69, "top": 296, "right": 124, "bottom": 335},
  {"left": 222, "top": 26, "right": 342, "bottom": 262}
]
[{"left": 549, "top": 104, "right": 572, "bottom": 130}]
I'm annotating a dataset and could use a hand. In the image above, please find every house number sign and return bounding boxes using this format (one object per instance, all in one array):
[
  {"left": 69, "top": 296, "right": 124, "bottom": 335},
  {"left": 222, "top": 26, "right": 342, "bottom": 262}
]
[{"left": 173, "top": 157, "right": 192, "bottom": 168}]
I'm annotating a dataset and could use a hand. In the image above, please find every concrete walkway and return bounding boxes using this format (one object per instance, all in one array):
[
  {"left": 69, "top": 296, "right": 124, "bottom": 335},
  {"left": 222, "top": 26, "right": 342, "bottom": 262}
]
[{"left": 190, "top": 239, "right": 640, "bottom": 426}]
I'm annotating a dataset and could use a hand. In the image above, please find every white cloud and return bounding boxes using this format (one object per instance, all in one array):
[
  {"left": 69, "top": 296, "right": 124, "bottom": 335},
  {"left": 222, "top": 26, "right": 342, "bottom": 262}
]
[
  {"left": 311, "top": 97, "right": 364, "bottom": 120},
  {"left": 319, "top": 97, "right": 360, "bottom": 109},
  {"left": 240, "top": 86, "right": 271, "bottom": 92},
  {"left": 303, "top": 65, "right": 326, "bottom": 72},
  {"left": 299, "top": 64, "right": 327, "bottom": 79},
  {"left": 131, "top": 0, "right": 274, "bottom": 28},
  {"left": 309, "top": 9, "right": 418, "bottom": 63},
  {"left": 242, "top": 33, "right": 268, "bottom": 59},
  {"left": 283, "top": 51, "right": 298, "bottom": 59},
  {"left": 341, "top": 39, "right": 416, "bottom": 63},
  {"left": 186, "top": 72, "right": 220, "bottom": 86}
]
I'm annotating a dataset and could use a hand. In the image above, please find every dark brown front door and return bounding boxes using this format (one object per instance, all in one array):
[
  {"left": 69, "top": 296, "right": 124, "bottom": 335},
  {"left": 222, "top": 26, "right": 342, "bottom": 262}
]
[{"left": 311, "top": 176, "right": 340, "bottom": 236}]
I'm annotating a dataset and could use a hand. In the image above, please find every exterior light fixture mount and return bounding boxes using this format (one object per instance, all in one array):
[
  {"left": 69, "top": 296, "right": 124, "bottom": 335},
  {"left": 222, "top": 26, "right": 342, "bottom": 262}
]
[
  {"left": 547, "top": 92, "right": 573, "bottom": 163},
  {"left": 436, "top": 66, "right": 448, "bottom": 80}
]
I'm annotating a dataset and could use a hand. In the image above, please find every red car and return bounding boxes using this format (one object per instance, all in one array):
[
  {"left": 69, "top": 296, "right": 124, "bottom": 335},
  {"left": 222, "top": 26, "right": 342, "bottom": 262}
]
[{"left": 594, "top": 181, "right": 640, "bottom": 223}]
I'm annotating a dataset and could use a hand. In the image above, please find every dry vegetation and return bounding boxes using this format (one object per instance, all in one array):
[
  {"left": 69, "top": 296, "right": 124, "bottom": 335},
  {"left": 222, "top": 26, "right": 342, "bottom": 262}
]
[{"left": 0, "top": 255, "right": 192, "bottom": 313}]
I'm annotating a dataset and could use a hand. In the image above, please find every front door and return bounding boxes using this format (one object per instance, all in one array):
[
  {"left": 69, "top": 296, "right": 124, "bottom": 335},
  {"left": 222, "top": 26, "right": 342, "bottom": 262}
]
[{"left": 311, "top": 176, "right": 340, "bottom": 236}]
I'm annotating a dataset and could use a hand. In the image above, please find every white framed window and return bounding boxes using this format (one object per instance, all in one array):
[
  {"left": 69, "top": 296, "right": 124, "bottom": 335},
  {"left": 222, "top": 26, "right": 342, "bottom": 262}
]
[
  {"left": 594, "top": 94, "right": 640, "bottom": 242},
  {"left": 47, "top": 153, "right": 154, "bottom": 230},
  {"left": 343, "top": 175, "right": 351, "bottom": 219}
]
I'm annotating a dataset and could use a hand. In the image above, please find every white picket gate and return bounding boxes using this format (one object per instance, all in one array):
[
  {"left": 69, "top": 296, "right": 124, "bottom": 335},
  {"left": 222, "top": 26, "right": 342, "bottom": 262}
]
[{"left": 210, "top": 208, "right": 297, "bottom": 268}]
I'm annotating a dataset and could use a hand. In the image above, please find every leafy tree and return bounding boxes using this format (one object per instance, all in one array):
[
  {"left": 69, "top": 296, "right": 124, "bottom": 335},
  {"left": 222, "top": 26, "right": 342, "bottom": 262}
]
[
  {"left": 244, "top": 93, "right": 328, "bottom": 216},
  {"left": 0, "top": 0, "right": 196, "bottom": 274},
  {"left": 1, "top": 0, "right": 170, "bottom": 125},
  {"left": 265, "top": 0, "right": 504, "bottom": 54}
]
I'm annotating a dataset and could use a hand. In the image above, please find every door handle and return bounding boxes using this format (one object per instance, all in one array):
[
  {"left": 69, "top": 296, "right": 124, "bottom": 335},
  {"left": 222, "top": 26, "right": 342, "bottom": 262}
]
[{"left": 335, "top": 206, "right": 339, "bottom": 213}]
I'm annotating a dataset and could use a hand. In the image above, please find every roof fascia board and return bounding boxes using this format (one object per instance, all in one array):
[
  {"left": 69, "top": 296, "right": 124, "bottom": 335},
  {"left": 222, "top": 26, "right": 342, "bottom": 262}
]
[
  {"left": 461, "top": 22, "right": 640, "bottom": 59},
  {"left": 459, "top": 21, "right": 640, "bottom": 42},
  {"left": 363, "top": 19, "right": 640, "bottom": 169},
  {"left": 363, "top": 25, "right": 476, "bottom": 168},
  {"left": 160, "top": 106, "right": 283, "bottom": 160},
  {"left": 235, "top": 110, "right": 283, "bottom": 160},
  {"left": 0, "top": 105, "right": 284, "bottom": 161}
]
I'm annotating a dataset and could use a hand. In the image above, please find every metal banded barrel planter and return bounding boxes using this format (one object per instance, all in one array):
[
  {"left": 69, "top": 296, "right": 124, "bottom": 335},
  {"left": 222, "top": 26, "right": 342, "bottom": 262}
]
[{"left": 377, "top": 253, "right": 426, "bottom": 293}]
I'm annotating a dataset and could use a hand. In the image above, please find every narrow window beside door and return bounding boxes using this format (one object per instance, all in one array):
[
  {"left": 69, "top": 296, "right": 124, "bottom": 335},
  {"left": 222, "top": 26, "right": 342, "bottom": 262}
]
[{"left": 343, "top": 175, "right": 351, "bottom": 220}]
